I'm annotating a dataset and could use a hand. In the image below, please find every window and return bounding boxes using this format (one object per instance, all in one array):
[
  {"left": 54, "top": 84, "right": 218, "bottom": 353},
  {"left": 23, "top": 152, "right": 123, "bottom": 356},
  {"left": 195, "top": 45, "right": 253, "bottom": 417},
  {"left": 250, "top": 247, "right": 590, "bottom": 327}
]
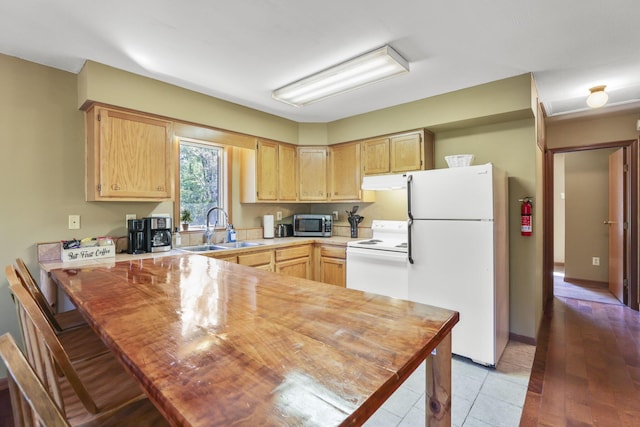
[{"left": 178, "top": 138, "right": 228, "bottom": 228}]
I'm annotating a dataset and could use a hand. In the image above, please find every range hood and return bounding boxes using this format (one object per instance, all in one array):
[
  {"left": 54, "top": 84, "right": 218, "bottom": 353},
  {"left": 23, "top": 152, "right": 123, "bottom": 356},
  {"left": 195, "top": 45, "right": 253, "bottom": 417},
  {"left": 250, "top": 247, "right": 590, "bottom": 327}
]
[{"left": 361, "top": 173, "right": 407, "bottom": 190}]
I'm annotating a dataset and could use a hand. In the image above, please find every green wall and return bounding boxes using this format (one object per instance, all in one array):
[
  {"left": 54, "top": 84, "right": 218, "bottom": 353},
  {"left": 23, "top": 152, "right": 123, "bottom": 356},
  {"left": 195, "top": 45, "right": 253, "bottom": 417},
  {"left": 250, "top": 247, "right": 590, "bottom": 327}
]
[{"left": 0, "top": 54, "right": 541, "bottom": 378}]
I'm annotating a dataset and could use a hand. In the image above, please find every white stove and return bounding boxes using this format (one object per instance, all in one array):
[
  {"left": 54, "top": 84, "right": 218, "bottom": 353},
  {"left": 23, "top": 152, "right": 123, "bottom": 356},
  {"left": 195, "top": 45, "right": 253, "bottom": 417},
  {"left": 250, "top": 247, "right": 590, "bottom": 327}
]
[
  {"left": 347, "top": 220, "right": 408, "bottom": 253},
  {"left": 346, "top": 220, "right": 409, "bottom": 299}
]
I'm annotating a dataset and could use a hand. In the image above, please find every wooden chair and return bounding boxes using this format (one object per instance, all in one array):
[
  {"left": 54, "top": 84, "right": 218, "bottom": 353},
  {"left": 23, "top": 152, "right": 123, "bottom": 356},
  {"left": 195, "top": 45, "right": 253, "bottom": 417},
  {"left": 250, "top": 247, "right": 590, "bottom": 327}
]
[
  {"left": 15, "top": 258, "right": 86, "bottom": 331},
  {"left": 0, "top": 333, "right": 68, "bottom": 427},
  {"left": 6, "top": 267, "right": 169, "bottom": 426},
  {"left": 0, "top": 333, "right": 169, "bottom": 427},
  {"left": 11, "top": 264, "right": 109, "bottom": 364}
]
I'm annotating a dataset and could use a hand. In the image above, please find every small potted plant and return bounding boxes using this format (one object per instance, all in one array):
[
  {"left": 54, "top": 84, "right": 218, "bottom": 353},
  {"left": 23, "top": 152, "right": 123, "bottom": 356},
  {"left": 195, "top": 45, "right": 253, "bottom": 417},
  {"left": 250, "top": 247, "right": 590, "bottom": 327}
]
[{"left": 180, "top": 209, "right": 192, "bottom": 231}]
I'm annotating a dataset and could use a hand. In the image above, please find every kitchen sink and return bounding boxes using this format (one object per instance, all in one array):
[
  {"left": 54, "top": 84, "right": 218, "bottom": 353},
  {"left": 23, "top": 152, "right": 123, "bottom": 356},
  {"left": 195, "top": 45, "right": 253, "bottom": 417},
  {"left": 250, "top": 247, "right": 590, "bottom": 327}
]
[
  {"left": 180, "top": 245, "right": 226, "bottom": 252},
  {"left": 180, "top": 241, "right": 265, "bottom": 253},
  {"left": 214, "top": 241, "right": 265, "bottom": 249}
]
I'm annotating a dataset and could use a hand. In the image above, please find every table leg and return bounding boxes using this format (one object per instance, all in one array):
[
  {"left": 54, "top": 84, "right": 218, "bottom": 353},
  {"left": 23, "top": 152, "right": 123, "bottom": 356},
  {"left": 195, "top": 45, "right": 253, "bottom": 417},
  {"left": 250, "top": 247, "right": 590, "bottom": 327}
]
[{"left": 425, "top": 332, "right": 452, "bottom": 426}]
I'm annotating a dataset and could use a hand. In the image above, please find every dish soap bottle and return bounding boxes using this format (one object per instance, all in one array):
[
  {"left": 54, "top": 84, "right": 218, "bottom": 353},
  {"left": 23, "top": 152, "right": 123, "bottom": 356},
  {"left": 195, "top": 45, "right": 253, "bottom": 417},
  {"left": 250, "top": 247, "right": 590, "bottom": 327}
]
[
  {"left": 174, "top": 227, "right": 181, "bottom": 248},
  {"left": 227, "top": 224, "right": 237, "bottom": 243}
]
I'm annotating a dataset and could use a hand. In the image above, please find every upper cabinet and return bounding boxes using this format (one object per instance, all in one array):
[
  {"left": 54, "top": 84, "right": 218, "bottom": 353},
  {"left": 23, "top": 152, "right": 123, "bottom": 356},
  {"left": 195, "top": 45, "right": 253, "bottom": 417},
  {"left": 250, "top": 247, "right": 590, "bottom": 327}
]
[
  {"left": 241, "top": 139, "right": 298, "bottom": 202},
  {"left": 85, "top": 104, "right": 174, "bottom": 201},
  {"left": 363, "top": 129, "right": 434, "bottom": 175},
  {"left": 329, "top": 142, "right": 362, "bottom": 201},
  {"left": 277, "top": 143, "right": 298, "bottom": 201},
  {"left": 298, "top": 147, "right": 328, "bottom": 201},
  {"left": 298, "top": 144, "right": 367, "bottom": 202}
]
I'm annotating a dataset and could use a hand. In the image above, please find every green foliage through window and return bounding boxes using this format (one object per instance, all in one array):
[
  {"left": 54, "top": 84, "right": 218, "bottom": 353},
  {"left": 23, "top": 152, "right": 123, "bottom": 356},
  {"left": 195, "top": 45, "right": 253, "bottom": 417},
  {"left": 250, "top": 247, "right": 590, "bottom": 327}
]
[{"left": 179, "top": 140, "right": 226, "bottom": 227}]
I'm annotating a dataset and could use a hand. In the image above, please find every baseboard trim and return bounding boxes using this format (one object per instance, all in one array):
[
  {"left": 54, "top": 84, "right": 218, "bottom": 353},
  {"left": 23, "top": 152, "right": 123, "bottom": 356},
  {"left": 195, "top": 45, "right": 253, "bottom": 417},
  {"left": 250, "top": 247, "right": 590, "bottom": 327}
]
[
  {"left": 563, "top": 276, "right": 608, "bottom": 288},
  {"left": 0, "top": 377, "right": 7, "bottom": 391},
  {"left": 509, "top": 332, "right": 536, "bottom": 346}
]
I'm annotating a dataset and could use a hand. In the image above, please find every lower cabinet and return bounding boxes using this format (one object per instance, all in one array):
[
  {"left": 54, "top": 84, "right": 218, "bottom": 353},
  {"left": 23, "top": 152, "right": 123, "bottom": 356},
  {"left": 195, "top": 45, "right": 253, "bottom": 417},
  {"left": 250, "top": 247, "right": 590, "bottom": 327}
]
[
  {"left": 316, "top": 244, "right": 347, "bottom": 287},
  {"left": 238, "top": 250, "right": 274, "bottom": 271},
  {"left": 203, "top": 242, "right": 346, "bottom": 286},
  {"left": 275, "top": 245, "right": 312, "bottom": 279}
]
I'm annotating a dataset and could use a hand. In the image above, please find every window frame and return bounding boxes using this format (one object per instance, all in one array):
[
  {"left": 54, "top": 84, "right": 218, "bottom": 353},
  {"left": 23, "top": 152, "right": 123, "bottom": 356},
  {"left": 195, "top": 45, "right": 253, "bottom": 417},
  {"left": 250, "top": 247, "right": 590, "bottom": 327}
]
[{"left": 174, "top": 137, "right": 230, "bottom": 230}]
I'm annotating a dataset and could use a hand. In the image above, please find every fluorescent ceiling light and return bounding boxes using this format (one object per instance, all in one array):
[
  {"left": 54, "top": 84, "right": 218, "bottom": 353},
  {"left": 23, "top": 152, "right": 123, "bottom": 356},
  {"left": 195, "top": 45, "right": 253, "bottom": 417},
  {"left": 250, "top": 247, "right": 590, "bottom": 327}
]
[
  {"left": 586, "top": 85, "right": 608, "bottom": 108},
  {"left": 273, "top": 45, "right": 409, "bottom": 107}
]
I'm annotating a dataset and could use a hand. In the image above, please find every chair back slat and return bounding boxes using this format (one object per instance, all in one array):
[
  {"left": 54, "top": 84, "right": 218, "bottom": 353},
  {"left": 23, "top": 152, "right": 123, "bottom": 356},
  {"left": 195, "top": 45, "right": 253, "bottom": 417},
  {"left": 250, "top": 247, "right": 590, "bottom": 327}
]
[
  {"left": 6, "top": 266, "right": 100, "bottom": 414},
  {"left": 0, "top": 333, "right": 69, "bottom": 427},
  {"left": 15, "top": 258, "right": 64, "bottom": 331}
]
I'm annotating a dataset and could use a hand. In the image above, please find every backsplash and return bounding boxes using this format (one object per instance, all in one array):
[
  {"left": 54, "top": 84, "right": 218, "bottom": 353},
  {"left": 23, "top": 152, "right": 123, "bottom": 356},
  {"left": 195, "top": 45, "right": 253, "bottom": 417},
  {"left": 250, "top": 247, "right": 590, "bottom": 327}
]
[{"left": 37, "top": 225, "right": 372, "bottom": 262}]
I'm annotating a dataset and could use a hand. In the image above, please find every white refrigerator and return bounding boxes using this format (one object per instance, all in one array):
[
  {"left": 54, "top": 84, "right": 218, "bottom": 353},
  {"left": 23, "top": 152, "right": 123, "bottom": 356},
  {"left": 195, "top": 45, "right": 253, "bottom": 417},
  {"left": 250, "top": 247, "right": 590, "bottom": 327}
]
[{"left": 407, "top": 163, "right": 509, "bottom": 366}]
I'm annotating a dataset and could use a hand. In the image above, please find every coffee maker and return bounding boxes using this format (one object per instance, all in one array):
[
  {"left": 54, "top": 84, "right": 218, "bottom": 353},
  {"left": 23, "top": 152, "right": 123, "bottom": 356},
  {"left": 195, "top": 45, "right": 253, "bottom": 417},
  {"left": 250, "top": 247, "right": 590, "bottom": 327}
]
[
  {"left": 144, "top": 217, "right": 172, "bottom": 253},
  {"left": 127, "top": 219, "right": 146, "bottom": 254}
]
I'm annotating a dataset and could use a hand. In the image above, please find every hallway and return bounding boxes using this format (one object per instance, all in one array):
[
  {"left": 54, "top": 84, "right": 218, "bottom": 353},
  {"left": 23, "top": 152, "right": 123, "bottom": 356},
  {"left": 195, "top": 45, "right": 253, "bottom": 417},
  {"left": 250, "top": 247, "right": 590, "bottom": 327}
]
[{"left": 520, "top": 272, "right": 640, "bottom": 426}]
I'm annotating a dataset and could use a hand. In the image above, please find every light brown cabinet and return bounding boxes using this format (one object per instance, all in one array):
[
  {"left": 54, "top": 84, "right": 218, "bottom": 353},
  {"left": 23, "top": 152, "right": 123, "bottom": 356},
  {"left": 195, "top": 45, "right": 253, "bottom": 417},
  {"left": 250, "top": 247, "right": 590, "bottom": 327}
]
[
  {"left": 298, "top": 147, "right": 328, "bottom": 201},
  {"left": 237, "top": 249, "right": 274, "bottom": 271},
  {"left": 242, "top": 139, "right": 298, "bottom": 202},
  {"left": 316, "top": 244, "right": 347, "bottom": 287},
  {"left": 299, "top": 143, "right": 370, "bottom": 202},
  {"left": 329, "top": 142, "right": 362, "bottom": 201},
  {"left": 85, "top": 104, "right": 173, "bottom": 201},
  {"left": 363, "top": 129, "right": 434, "bottom": 176},
  {"left": 362, "top": 137, "right": 390, "bottom": 175},
  {"left": 277, "top": 143, "right": 298, "bottom": 201},
  {"left": 255, "top": 139, "right": 278, "bottom": 201},
  {"left": 275, "top": 244, "right": 312, "bottom": 279}
]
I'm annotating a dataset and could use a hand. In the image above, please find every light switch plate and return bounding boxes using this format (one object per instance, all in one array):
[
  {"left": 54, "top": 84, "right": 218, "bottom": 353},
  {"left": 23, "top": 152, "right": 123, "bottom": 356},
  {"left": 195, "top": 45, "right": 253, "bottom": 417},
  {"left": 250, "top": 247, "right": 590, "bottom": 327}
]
[{"left": 68, "top": 215, "right": 80, "bottom": 230}]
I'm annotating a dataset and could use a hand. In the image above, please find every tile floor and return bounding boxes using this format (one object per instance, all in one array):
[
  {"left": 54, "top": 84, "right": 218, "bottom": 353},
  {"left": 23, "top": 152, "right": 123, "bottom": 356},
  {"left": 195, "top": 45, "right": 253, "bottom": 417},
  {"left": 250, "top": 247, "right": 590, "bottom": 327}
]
[{"left": 365, "top": 341, "right": 536, "bottom": 427}]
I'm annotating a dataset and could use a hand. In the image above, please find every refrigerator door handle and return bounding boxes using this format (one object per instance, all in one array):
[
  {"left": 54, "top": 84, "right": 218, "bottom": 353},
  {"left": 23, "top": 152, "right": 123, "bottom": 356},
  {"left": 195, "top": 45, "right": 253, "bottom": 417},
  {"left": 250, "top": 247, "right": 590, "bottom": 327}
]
[
  {"left": 408, "top": 218, "right": 414, "bottom": 264},
  {"left": 407, "top": 174, "right": 414, "bottom": 264},
  {"left": 407, "top": 174, "right": 414, "bottom": 221}
]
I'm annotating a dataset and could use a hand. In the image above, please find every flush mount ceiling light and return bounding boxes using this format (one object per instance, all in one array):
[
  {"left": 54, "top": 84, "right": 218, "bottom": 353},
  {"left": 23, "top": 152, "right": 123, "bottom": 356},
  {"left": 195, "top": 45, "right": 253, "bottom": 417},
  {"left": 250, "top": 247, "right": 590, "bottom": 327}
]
[
  {"left": 272, "top": 45, "right": 409, "bottom": 107},
  {"left": 586, "top": 85, "right": 608, "bottom": 108}
]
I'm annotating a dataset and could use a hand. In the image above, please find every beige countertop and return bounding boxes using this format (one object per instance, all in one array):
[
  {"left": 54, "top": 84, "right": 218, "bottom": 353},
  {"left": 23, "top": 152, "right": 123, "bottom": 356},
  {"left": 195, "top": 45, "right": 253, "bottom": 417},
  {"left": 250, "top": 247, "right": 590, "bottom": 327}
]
[{"left": 40, "top": 236, "right": 355, "bottom": 272}]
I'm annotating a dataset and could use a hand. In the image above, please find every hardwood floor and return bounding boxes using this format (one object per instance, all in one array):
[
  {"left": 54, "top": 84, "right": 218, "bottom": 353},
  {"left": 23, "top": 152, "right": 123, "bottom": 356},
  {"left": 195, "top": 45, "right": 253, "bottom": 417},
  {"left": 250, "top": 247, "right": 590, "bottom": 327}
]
[
  {"left": 0, "top": 384, "right": 13, "bottom": 427},
  {"left": 2, "top": 270, "right": 638, "bottom": 427},
  {"left": 520, "top": 272, "right": 640, "bottom": 426}
]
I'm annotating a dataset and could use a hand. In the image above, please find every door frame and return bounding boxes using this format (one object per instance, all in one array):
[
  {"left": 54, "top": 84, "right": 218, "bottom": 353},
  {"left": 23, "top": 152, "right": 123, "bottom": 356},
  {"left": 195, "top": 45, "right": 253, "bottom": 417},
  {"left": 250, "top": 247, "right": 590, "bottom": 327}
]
[{"left": 543, "top": 139, "right": 639, "bottom": 312}]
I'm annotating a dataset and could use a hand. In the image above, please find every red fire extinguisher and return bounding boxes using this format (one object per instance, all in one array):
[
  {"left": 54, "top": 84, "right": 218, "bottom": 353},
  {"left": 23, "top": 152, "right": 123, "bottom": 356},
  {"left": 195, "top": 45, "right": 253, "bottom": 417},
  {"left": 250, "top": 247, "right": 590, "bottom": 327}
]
[{"left": 520, "top": 197, "right": 533, "bottom": 236}]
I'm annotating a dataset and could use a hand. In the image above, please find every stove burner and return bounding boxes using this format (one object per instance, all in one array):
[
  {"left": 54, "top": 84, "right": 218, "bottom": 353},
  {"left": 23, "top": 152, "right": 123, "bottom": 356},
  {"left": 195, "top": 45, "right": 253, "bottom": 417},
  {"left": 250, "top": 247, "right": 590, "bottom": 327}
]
[{"left": 358, "top": 239, "right": 382, "bottom": 245}]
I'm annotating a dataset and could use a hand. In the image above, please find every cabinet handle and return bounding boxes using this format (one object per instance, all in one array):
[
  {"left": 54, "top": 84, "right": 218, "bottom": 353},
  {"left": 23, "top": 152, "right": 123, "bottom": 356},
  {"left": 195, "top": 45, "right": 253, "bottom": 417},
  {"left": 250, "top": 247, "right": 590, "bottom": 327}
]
[{"left": 111, "top": 184, "right": 121, "bottom": 190}]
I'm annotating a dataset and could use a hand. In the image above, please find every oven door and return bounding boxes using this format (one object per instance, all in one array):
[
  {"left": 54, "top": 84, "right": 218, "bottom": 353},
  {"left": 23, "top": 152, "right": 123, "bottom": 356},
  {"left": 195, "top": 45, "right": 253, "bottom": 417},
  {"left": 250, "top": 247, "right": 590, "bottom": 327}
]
[{"left": 346, "top": 247, "right": 408, "bottom": 300}]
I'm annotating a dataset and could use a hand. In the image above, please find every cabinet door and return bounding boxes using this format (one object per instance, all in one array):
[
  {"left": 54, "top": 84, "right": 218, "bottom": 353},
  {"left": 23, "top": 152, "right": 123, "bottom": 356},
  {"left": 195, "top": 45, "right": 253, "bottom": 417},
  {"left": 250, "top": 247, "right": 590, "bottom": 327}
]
[
  {"left": 390, "top": 133, "right": 423, "bottom": 173},
  {"left": 329, "top": 142, "right": 361, "bottom": 201},
  {"left": 278, "top": 143, "right": 298, "bottom": 201},
  {"left": 320, "top": 257, "right": 346, "bottom": 287},
  {"left": 276, "top": 257, "right": 311, "bottom": 279},
  {"left": 238, "top": 250, "right": 274, "bottom": 270},
  {"left": 363, "top": 137, "right": 390, "bottom": 175},
  {"left": 256, "top": 139, "right": 278, "bottom": 201},
  {"left": 87, "top": 106, "right": 173, "bottom": 201},
  {"left": 298, "top": 147, "right": 328, "bottom": 201}
]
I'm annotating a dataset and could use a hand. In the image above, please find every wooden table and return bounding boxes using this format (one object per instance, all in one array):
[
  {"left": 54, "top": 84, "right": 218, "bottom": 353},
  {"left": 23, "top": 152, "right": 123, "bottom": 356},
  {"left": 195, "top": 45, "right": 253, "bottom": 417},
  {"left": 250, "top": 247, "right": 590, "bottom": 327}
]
[{"left": 50, "top": 253, "right": 458, "bottom": 426}]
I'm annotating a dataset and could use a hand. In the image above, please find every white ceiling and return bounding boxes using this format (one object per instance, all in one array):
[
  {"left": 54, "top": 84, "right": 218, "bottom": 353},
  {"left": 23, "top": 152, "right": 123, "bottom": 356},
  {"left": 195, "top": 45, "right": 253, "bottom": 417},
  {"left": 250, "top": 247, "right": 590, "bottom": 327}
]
[{"left": 2, "top": 0, "right": 640, "bottom": 123}]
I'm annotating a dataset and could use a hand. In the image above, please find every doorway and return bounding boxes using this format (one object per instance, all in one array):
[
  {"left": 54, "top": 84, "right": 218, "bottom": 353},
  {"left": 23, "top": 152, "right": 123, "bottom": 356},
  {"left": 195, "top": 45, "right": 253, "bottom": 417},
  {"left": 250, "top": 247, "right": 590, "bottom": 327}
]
[
  {"left": 543, "top": 140, "right": 639, "bottom": 312},
  {"left": 553, "top": 149, "right": 622, "bottom": 304}
]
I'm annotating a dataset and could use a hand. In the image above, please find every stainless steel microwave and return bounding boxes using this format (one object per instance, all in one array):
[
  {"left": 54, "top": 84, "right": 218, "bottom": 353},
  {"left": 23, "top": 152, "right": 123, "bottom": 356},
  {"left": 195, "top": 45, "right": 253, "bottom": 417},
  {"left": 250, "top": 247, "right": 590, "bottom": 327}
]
[{"left": 293, "top": 214, "right": 332, "bottom": 237}]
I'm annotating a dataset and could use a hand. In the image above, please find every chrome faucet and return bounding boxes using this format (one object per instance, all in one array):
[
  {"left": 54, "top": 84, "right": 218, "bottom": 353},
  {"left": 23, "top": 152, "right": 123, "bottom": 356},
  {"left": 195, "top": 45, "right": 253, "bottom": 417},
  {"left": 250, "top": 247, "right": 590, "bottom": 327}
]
[{"left": 204, "top": 207, "right": 228, "bottom": 245}]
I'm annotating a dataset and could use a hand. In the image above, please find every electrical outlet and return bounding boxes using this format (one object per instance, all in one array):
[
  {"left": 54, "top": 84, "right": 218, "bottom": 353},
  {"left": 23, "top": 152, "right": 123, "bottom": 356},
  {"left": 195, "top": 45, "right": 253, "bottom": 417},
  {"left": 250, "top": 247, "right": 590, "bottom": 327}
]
[
  {"left": 332, "top": 211, "right": 339, "bottom": 220},
  {"left": 592, "top": 257, "right": 600, "bottom": 266},
  {"left": 276, "top": 211, "right": 282, "bottom": 221},
  {"left": 125, "top": 214, "right": 136, "bottom": 227},
  {"left": 68, "top": 215, "right": 80, "bottom": 230}
]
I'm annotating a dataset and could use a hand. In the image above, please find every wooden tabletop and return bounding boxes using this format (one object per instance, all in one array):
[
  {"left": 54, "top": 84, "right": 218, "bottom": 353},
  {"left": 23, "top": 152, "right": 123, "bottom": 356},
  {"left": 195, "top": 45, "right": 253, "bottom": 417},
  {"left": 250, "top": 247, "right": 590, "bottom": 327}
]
[{"left": 51, "top": 253, "right": 458, "bottom": 426}]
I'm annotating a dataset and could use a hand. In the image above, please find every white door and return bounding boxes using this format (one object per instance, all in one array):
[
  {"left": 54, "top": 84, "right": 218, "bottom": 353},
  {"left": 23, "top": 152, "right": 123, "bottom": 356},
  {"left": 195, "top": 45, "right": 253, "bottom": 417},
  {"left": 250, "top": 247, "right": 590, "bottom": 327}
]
[
  {"left": 408, "top": 164, "right": 495, "bottom": 220},
  {"left": 408, "top": 219, "right": 496, "bottom": 365}
]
